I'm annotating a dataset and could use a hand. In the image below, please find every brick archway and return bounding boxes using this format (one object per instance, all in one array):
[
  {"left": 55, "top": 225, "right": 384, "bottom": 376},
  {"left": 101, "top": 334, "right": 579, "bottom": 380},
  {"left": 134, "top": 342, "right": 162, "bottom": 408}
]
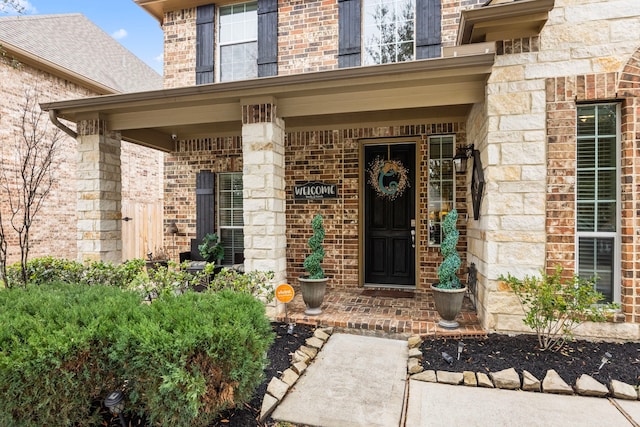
[{"left": 618, "top": 47, "right": 640, "bottom": 98}]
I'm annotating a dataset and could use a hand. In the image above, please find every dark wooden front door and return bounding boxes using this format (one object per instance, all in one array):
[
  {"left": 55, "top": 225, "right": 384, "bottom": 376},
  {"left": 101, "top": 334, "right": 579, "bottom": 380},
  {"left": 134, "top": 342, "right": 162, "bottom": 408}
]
[{"left": 364, "top": 143, "right": 416, "bottom": 287}]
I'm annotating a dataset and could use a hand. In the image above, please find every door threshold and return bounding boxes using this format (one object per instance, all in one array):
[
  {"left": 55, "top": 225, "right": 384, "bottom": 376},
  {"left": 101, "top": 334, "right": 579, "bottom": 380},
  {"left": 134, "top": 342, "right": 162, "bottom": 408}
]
[{"left": 364, "top": 283, "right": 416, "bottom": 290}]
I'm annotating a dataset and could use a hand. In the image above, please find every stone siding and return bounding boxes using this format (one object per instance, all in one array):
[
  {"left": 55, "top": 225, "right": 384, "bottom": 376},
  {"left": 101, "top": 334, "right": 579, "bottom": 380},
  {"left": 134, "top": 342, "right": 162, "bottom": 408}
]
[{"left": 0, "top": 59, "right": 163, "bottom": 264}]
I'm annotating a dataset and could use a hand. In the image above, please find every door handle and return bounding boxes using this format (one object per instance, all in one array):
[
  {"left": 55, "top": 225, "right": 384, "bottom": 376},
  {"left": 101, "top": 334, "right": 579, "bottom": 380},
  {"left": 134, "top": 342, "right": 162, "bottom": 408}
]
[{"left": 410, "top": 229, "right": 416, "bottom": 248}]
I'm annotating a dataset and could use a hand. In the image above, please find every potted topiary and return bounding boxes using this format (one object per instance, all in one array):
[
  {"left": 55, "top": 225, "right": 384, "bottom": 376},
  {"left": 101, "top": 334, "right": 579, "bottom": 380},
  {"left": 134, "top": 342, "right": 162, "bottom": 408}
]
[
  {"left": 299, "top": 213, "right": 328, "bottom": 315},
  {"left": 198, "top": 233, "right": 224, "bottom": 265},
  {"left": 430, "top": 209, "right": 467, "bottom": 328}
]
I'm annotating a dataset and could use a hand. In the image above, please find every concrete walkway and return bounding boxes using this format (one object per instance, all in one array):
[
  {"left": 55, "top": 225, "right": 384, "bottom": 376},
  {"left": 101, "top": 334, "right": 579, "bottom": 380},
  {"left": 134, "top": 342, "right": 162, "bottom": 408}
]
[{"left": 272, "top": 333, "right": 640, "bottom": 427}]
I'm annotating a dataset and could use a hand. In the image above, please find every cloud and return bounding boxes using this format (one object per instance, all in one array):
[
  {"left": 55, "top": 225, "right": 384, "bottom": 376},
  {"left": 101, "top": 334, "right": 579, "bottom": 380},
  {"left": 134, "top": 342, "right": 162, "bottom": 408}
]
[
  {"left": 111, "top": 29, "right": 128, "bottom": 40},
  {"left": 154, "top": 53, "right": 163, "bottom": 63},
  {"left": 0, "top": 0, "right": 37, "bottom": 14}
]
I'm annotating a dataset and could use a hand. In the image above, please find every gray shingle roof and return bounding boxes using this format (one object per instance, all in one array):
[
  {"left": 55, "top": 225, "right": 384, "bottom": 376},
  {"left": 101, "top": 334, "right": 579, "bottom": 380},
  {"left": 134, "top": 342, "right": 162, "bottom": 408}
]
[{"left": 0, "top": 13, "right": 162, "bottom": 93}]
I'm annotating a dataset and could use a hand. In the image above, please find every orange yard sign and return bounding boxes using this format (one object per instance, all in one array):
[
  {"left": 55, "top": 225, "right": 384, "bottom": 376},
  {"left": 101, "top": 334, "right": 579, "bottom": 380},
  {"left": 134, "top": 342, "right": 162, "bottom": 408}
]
[{"left": 275, "top": 283, "right": 295, "bottom": 303}]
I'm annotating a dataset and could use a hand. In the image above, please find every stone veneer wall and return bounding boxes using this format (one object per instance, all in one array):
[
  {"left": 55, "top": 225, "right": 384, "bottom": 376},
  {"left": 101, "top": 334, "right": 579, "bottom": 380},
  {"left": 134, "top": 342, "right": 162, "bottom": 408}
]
[{"left": 471, "top": 0, "right": 640, "bottom": 340}]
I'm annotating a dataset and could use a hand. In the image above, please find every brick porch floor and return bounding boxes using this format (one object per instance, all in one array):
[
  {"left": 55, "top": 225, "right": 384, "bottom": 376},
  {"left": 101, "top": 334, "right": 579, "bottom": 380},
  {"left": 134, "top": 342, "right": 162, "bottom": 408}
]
[{"left": 274, "top": 285, "right": 487, "bottom": 338}]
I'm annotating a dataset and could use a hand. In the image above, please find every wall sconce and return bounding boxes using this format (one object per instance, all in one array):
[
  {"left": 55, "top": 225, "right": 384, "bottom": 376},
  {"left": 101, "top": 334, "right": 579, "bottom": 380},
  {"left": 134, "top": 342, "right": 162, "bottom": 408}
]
[
  {"left": 167, "top": 220, "right": 179, "bottom": 235},
  {"left": 453, "top": 144, "right": 475, "bottom": 174}
]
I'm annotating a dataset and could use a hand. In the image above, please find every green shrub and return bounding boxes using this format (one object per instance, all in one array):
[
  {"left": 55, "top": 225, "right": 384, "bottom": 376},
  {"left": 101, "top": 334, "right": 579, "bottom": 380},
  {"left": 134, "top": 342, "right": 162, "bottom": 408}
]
[
  {"left": 499, "top": 265, "right": 619, "bottom": 351},
  {"left": 436, "top": 209, "right": 462, "bottom": 289},
  {"left": 205, "top": 266, "right": 275, "bottom": 303},
  {"left": 303, "top": 214, "right": 326, "bottom": 279},
  {"left": 0, "top": 283, "right": 274, "bottom": 426}
]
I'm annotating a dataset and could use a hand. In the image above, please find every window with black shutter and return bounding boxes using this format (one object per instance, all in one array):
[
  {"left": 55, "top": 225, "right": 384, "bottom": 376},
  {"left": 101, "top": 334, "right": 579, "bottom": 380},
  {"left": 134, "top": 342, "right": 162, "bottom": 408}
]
[{"left": 196, "top": 4, "right": 215, "bottom": 84}]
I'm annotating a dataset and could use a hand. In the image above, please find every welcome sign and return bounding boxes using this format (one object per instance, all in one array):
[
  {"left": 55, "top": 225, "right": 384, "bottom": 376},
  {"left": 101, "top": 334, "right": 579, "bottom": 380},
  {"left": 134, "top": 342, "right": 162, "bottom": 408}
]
[{"left": 294, "top": 182, "right": 338, "bottom": 200}]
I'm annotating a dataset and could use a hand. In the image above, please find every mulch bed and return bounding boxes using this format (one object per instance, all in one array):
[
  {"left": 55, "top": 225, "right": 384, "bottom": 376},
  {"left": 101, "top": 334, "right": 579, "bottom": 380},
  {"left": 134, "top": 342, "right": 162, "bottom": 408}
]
[{"left": 420, "top": 334, "right": 640, "bottom": 387}]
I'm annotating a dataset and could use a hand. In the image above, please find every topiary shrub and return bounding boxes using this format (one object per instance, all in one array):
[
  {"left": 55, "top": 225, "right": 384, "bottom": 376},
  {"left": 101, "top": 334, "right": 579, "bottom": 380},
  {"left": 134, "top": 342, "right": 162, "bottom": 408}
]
[
  {"left": 436, "top": 209, "right": 462, "bottom": 289},
  {"left": 302, "top": 214, "right": 326, "bottom": 279}
]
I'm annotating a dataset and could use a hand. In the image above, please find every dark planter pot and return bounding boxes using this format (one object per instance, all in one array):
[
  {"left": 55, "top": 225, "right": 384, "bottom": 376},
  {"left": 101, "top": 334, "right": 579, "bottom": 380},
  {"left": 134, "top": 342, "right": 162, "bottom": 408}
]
[
  {"left": 431, "top": 283, "right": 467, "bottom": 329},
  {"left": 145, "top": 260, "right": 168, "bottom": 271},
  {"left": 299, "top": 277, "right": 328, "bottom": 315}
]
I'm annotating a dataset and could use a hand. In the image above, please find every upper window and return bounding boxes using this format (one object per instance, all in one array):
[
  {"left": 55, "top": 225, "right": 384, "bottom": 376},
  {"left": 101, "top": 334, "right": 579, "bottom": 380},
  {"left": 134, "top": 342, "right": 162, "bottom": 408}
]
[
  {"left": 428, "top": 135, "right": 455, "bottom": 246},
  {"left": 576, "top": 104, "right": 619, "bottom": 303},
  {"left": 218, "top": 2, "right": 258, "bottom": 82},
  {"left": 362, "top": 0, "right": 415, "bottom": 65}
]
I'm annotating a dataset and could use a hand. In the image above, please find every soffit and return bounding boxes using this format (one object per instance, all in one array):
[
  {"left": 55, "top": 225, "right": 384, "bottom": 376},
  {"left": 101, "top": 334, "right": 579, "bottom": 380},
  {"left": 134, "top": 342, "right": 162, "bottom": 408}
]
[
  {"left": 41, "top": 51, "right": 495, "bottom": 152},
  {"left": 458, "top": 0, "right": 555, "bottom": 44}
]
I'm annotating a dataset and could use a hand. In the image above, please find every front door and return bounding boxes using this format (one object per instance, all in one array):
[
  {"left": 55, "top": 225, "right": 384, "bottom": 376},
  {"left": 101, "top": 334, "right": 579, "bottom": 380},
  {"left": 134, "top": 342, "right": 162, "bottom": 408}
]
[{"left": 364, "top": 143, "right": 416, "bottom": 287}]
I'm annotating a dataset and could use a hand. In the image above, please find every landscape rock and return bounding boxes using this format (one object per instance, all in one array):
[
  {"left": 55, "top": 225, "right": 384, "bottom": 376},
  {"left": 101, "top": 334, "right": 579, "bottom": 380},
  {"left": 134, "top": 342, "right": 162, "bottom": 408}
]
[
  {"left": 575, "top": 374, "right": 608, "bottom": 397},
  {"left": 408, "top": 357, "right": 424, "bottom": 374},
  {"left": 408, "top": 335, "right": 423, "bottom": 349},
  {"left": 266, "top": 377, "right": 290, "bottom": 401},
  {"left": 477, "top": 372, "right": 494, "bottom": 388},
  {"left": 313, "top": 329, "right": 330, "bottom": 341},
  {"left": 522, "top": 370, "right": 541, "bottom": 392},
  {"left": 408, "top": 347, "right": 423, "bottom": 360},
  {"left": 319, "top": 327, "right": 334, "bottom": 336},
  {"left": 610, "top": 380, "right": 637, "bottom": 400},
  {"left": 463, "top": 371, "right": 477, "bottom": 387},
  {"left": 542, "top": 369, "right": 573, "bottom": 395},
  {"left": 305, "top": 336, "right": 325, "bottom": 350},
  {"left": 437, "top": 371, "right": 464, "bottom": 385},
  {"left": 292, "top": 361, "right": 307, "bottom": 375},
  {"left": 292, "top": 349, "right": 310, "bottom": 364},
  {"left": 259, "top": 393, "right": 279, "bottom": 422},
  {"left": 412, "top": 370, "right": 437, "bottom": 382},
  {"left": 281, "top": 368, "right": 299, "bottom": 386},
  {"left": 299, "top": 345, "right": 318, "bottom": 359},
  {"left": 490, "top": 368, "right": 520, "bottom": 390}
]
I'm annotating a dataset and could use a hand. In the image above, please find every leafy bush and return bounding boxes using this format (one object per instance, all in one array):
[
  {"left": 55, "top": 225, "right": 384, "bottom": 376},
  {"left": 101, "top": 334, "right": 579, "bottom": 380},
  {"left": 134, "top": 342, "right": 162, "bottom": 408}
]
[
  {"left": 499, "top": 266, "right": 618, "bottom": 351},
  {"left": 198, "top": 233, "right": 224, "bottom": 263},
  {"left": 0, "top": 283, "right": 273, "bottom": 426},
  {"left": 205, "top": 266, "right": 275, "bottom": 303}
]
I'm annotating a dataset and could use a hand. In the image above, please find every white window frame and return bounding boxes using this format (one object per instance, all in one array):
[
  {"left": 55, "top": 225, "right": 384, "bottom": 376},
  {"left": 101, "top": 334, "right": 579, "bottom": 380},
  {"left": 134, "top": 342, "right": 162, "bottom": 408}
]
[
  {"left": 427, "top": 134, "right": 455, "bottom": 247},
  {"left": 217, "top": 172, "right": 244, "bottom": 265},
  {"left": 362, "top": 0, "right": 416, "bottom": 66},
  {"left": 575, "top": 103, "right": 621, "bottom": 303},
  {"left": 217, "top": 1, "right": 258, "bottom": 82}
]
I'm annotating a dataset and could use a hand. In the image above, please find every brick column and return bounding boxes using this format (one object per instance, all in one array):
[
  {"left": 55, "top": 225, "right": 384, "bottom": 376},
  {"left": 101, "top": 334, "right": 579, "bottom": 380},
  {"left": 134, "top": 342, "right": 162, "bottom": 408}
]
[
  {"left": 76, "top": 118, "right": 122, "bottom": 263},
  {"left": 241, "top": 100, "right": 287, "bottom": 291}
]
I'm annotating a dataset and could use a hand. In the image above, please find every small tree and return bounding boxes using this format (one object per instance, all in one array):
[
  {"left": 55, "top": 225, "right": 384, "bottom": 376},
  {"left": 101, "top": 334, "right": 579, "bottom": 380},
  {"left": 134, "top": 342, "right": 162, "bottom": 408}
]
[
  {"left": 436, "top": 209, "right": 462, "bottom": 289},
  {"left": 303, "top": 214, "right": 326, "bottom": 279},
  {"left": 0, "top": 88, "right": 62, "bottom": 287}
]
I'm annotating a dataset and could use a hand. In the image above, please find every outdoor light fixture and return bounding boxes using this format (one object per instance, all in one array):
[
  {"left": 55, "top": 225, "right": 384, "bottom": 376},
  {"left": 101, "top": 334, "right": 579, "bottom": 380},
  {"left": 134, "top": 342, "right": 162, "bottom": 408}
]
[
  {"left": 457, "top": 341, "right": 465, "bottom": 360},
  {"left": 167, "top": 220, "right": 179, "bottom": 235},
  {"left": 287, "top": 323, "right": 295, "bottom": 335},
  {"left": 104, "top": 390, "right": 127, "bottom": 427},
  {"left": 442, "top": 351, "right": 454, "bottom": 365},
  {"left": 452, "top": 144, "right": 474, "bottom": 174},
  {"left": 598, "top": 352, "right": 612, "bottom": 370}
]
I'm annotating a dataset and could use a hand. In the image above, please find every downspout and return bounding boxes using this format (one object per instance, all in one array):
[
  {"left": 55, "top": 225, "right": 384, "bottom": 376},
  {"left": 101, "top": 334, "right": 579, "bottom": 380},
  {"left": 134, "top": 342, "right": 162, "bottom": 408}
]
[{"left": 48, "top": 109, "right": 77, "bottom": 139}]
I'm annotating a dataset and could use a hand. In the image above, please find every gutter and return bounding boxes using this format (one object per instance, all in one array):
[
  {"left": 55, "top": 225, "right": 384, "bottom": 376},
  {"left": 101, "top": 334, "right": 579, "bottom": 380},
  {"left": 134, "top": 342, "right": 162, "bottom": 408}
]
[{"left": 48, "top": 110, "right": 78, "bottom": 139}]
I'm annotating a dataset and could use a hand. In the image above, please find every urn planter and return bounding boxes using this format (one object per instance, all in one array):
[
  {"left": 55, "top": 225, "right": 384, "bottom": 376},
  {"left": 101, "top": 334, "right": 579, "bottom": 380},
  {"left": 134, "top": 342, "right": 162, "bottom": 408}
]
[
  {"left": 431, "top": 283, "right": 467, "bottom": 329},
  {"left": 299, "top": 276, "right": 328, "bottom": 315}
]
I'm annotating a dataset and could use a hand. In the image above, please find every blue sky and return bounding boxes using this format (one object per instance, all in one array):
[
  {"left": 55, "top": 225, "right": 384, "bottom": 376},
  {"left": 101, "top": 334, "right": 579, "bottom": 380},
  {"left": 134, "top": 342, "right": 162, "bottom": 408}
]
[{"left": 1, "top": 0, "right": 164, "bottom": 74}]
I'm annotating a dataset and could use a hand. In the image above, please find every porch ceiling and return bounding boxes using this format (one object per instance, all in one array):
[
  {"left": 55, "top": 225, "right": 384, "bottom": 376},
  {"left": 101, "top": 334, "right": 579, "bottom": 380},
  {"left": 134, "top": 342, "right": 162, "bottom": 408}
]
[{"left": 41, "top": 52, "right": 495, "bottom": 152}]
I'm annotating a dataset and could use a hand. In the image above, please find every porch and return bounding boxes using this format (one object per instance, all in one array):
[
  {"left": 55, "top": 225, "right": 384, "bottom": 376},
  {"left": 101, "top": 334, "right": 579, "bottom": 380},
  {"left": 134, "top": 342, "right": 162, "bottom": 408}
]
[{"left": 274, "top": 286, "right": 486, "bottom": 338}]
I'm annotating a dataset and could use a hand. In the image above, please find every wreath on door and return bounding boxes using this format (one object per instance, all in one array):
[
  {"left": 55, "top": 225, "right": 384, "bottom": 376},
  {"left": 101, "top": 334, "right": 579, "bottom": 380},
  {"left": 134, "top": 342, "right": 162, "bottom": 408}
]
[{"left": 367, "top": 157, "right": 410, "bottom": 201}]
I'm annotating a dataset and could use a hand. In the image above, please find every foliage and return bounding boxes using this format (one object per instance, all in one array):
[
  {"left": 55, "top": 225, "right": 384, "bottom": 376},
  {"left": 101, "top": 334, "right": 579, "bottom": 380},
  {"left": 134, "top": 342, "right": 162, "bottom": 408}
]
[
  {"left": 0, "top": 88, "right": 62, "bottom": 287},
  {"left": 147, "top": 247, "right": 170, "bottom": 261},
  {"left": 198, "top": 233, "right": 224, "bottom": 263},
  {"left": 499, "top": 266, "right": 619, "bottom": 352},
  {"left": 303, "top": 214, "right": 326, "bottom": 279},
  {"left": 436, "top": 209, "right": 462, "bottom": 289},
  {"left": 206, "top": 266, "right": 275, "bottom": 303},
  {"left": 132, "top": 260, "right": 195, "bottom": 301},
  {"left": 0, "top": 282, "right": 274, "bottom": 426}
]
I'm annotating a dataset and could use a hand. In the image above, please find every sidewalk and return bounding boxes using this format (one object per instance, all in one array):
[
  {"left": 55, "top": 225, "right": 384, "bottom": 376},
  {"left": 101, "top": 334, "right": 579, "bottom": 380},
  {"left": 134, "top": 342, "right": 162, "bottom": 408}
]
[{"left": 271, "top": 333, "right": 640, "bottom": 427}]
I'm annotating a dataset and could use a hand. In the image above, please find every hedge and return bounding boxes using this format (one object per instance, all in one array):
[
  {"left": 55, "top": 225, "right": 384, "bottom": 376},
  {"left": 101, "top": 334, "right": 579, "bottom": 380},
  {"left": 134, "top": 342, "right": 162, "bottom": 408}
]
[{"left": 0, "top": 282, "right": 274, "bottom": 426}]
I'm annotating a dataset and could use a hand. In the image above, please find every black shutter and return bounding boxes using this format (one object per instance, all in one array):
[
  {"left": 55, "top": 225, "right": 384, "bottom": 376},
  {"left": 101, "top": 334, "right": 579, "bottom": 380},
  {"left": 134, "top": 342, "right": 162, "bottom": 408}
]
[
  {"left": 338, "top": 0, "right": 361, "bottom": 68},
  {"left": 196, "top": 171, "right": 215, "bottom": 242},
  {"left": 258, "top": 0, "right": 278, "bottom": 77},
  {"left": 415, "top": 0, "right": 441, "bottom": 59},
  {"left": 196, "top": 4, "right": 215, "bottom": 84}
]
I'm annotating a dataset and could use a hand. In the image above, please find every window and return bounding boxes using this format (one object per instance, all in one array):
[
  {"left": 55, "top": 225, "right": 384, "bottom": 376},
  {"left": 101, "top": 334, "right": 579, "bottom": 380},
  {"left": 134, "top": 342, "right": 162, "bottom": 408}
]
[
  {"left": 428, "top": 135, "right": 454, "bottom": 245},
  {"left": 218, "top": 173, "right": 244, "bottom": 264},
  {"left": 576, "top": 104, "right": 619, "bottom": 303},
  {"left": 219, "top": 2, "right": 258, "bottom": 82},
  {"left": 362, "top": 0, "right": 415, "bottom": 65}
]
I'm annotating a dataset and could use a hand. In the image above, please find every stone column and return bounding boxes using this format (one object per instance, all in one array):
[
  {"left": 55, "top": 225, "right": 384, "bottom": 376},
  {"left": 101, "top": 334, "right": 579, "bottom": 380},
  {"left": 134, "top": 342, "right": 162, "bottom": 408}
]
[
  {"left": 76, "top": 117, "right": 122, "bottom": 263},
  {"left": 241, "top": 99, "right": 287, "bottom": 293}
]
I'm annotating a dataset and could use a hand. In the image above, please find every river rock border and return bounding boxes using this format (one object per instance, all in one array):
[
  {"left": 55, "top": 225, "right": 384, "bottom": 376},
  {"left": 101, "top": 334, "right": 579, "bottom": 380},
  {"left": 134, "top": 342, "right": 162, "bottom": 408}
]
[
  {"left": 259, "top": 327, "right": 334, "bottom": 421},
  {"left": 407, "top": 335, "right": 640, "bottom": 400}
]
